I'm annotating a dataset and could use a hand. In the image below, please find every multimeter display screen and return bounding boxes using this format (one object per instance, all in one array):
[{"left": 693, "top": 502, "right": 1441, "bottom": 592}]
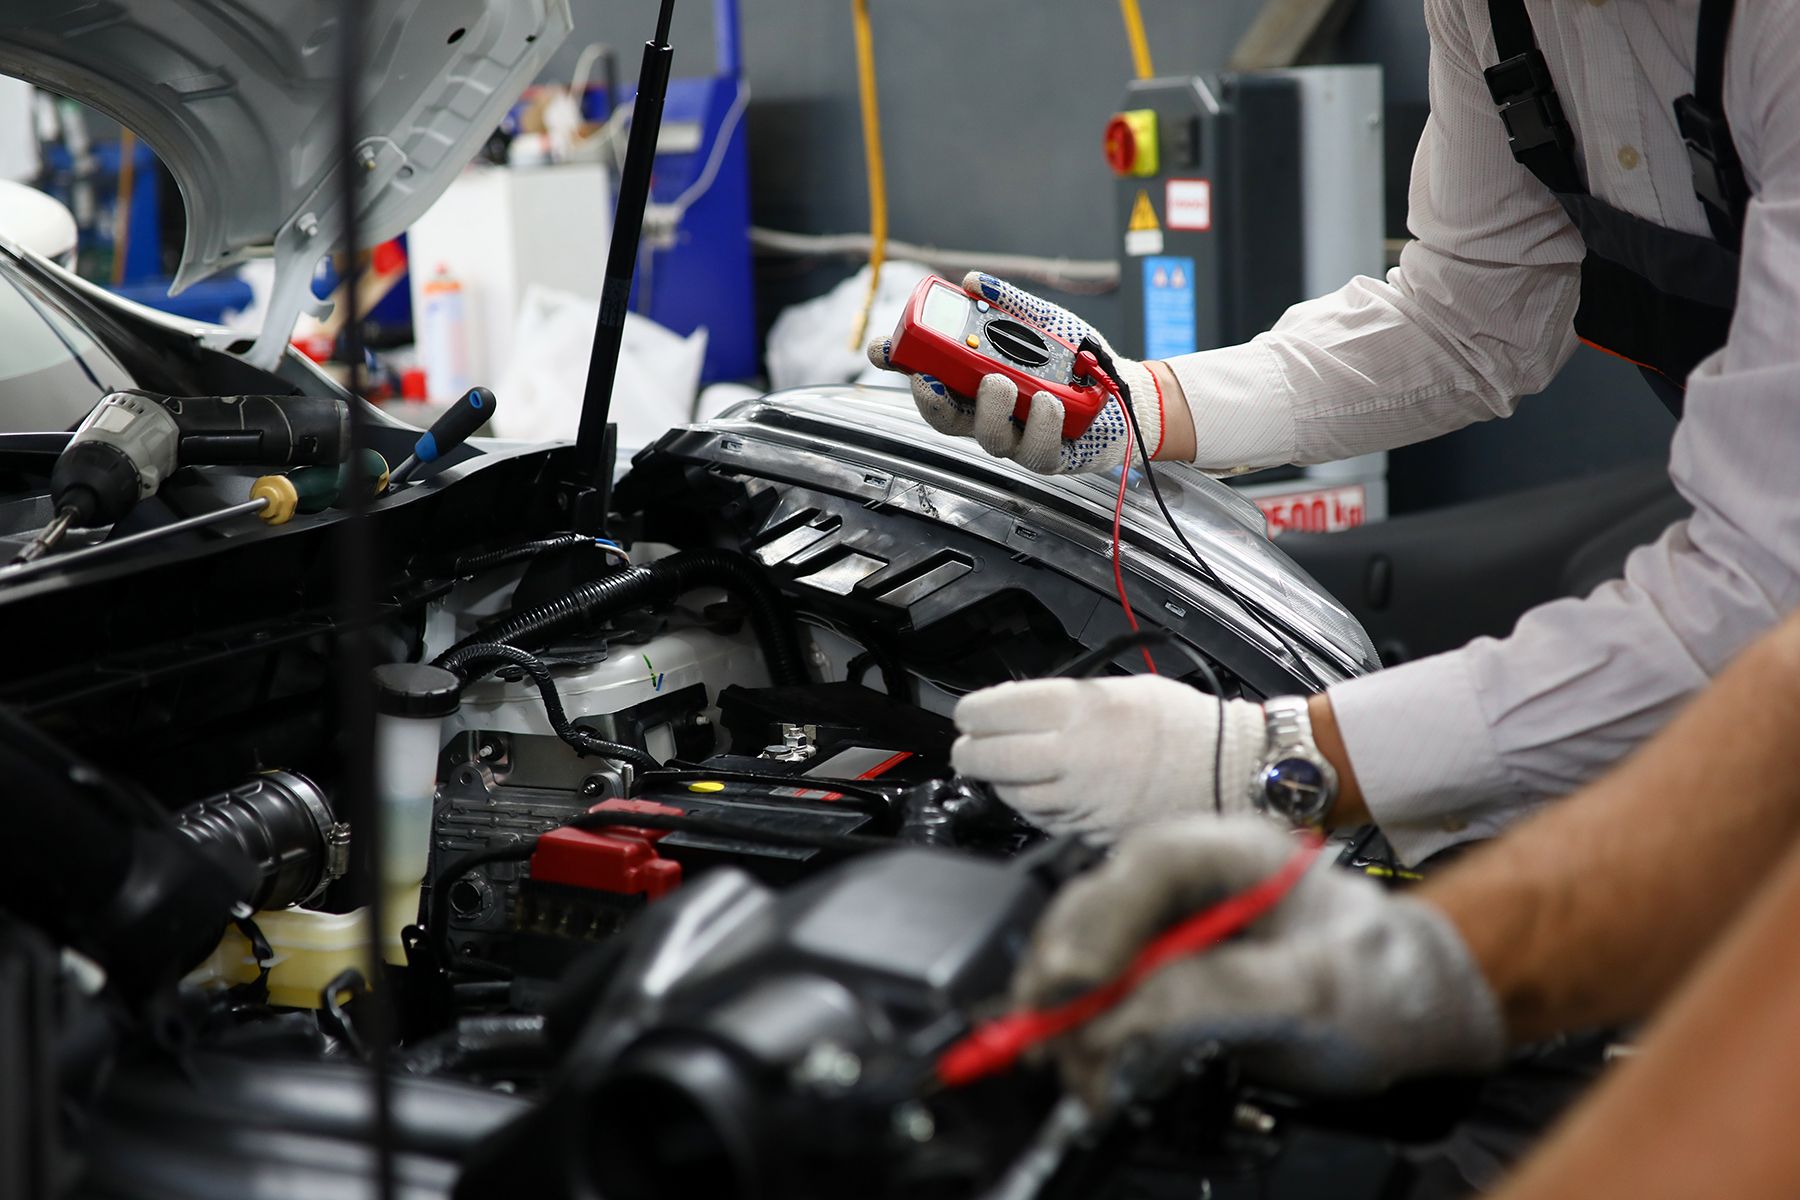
[{"left": 919, "top": 284, "right": 971, "bottom": 337}]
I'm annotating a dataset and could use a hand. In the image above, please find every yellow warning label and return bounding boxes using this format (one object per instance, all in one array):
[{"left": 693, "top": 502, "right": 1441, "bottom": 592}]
[{"left": 1127, "top": 189, "right": 1160, "bottom": 233}]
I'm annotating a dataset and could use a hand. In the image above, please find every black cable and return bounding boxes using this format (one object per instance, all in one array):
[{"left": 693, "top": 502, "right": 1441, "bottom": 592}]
[
  {"left": 450, "top": 533, "right": 592, "bottom": 577},
  {"left": 434, "top": 549, "right": 807, "bottom": 686},
  {"left": 1054, "top": 627, "right": 1226, "bottom": 696},
  {"left": 1083, "top": 339, "right": 1328, "bottom": 695},
  {"left": 436, "top": 642, "right": 660, "bottom": 771},
  {"left": 450, "top": 533, "right": 628, "bottom": 578},
  {"left": 332, "top": 1, "right": 393, "bottom": 1195}
]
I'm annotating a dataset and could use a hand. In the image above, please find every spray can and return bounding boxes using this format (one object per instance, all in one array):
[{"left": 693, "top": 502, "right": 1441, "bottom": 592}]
[{"left": 419, "top": 264, "right": 472, "bottom": 402}]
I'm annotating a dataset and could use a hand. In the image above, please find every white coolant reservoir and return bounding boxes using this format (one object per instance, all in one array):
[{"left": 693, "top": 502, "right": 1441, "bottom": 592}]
[{"left": 372, "top": 663, "right": 463, "bottom": 901}]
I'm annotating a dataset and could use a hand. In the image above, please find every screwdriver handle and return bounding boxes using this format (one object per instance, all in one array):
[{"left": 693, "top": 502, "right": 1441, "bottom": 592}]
[
  {"left": 251, "top": 449, "right": 390, "bottom": 525},
  {"left": 391, "top": 387, "right": 496, "bottom": 485}
]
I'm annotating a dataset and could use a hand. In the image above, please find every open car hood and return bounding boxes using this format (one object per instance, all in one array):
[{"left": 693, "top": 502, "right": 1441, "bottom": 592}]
[{"left": 0, "top": 0, "right": 571, "bottom": 366}]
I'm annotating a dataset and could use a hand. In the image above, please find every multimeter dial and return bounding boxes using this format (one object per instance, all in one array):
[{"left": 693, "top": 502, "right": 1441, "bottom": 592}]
[{"left": 983, "top": 319, "right": 1053, "bottom": 368}]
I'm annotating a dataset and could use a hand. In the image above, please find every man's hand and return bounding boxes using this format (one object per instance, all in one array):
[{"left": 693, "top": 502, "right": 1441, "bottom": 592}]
[
  {"left": 952, "top": 676, "right": 1270, "bottom": 834},
  {"left": 866, "top": 271, "right": 1164, "bottom": 474},
  {"left": 1016, "top": 818, "right": 1505, "bottom": 1108}
]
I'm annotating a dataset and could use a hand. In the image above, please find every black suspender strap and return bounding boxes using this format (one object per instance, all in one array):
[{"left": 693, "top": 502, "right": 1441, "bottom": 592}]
[
  {"left": 1674, "top": 0, "right": 1748, "bottom": 248},
  {"left": 1482, "top": 0, "right": 1583, "bottom": 195}
]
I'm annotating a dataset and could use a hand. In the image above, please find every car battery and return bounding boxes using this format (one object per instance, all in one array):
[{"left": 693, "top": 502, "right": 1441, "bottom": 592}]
[{"left": 509, "top": 751, "right": 913, "bottom": 982}]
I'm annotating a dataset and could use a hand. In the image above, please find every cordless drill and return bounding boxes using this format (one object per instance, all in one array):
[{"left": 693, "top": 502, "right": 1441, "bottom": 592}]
[{"left": 14, "top": 390, "right": 349, "bottom": 564}]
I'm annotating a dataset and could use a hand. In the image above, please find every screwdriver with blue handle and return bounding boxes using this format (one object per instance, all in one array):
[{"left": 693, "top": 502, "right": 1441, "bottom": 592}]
[{"left": 388, "top": 387, "right": 497, "bottom": 487}]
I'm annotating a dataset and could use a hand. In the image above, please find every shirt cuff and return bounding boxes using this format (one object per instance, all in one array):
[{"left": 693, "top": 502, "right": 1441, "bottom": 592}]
[
  {"left": 1328, "top": 649, "right": 1535, "bottom": 866},
  {"left": 1163, "top": 340, "right": 1297, "bottom": 473}
]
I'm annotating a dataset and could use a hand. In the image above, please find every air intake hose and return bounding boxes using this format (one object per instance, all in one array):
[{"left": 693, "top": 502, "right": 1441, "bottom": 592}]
[{"left": 435, "top": 549, "right": 806, "bottom": 686}]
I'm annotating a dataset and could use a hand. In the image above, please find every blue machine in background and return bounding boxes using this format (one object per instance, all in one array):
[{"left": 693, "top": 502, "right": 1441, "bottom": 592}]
[
  {"left": 613, "top": 0, "right": 756, "bottom": 383},
  {"left": 42, "top": 134, "right": 254, "bottom": 324},
  {"left": 40, "top": 137, "right": 159, "bottom": 283}
]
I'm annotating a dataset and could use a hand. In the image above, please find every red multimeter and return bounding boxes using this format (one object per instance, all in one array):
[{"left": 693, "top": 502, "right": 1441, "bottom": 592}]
[{"left": 887, "top": 275, "right": 1115, "bottom": 440}]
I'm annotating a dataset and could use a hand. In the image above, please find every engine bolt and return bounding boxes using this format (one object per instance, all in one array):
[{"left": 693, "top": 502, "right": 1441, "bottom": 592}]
[
  {"left": 793, "top": 1042, "right": 862, "bottom": 1090},
  {"left": 1232, "top": 1102, "right": 1276, "bottom": 1136},
  {"left": 893, "top": 1102, "right": 935, "bottom": 1144}
]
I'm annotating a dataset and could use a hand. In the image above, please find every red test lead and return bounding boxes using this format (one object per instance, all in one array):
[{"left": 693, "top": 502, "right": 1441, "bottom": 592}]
[{"left": 935, "top": 836, "right": 1326, "bottom": 1090}]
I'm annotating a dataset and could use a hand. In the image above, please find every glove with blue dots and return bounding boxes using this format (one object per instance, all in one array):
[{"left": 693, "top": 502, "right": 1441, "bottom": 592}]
[{"left": 866, "top": 271, "right": 1162, "bottom": 475}]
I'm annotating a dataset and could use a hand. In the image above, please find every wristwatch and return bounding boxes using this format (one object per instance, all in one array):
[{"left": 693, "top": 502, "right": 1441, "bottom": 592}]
[{"left": 1250, "top": 697, "right": 1338, "bottom": 828}]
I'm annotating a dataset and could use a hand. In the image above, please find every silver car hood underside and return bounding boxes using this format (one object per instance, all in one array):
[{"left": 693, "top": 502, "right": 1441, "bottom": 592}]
[{"left": 0, "top": 0, "right": 571, "bottom": 366}]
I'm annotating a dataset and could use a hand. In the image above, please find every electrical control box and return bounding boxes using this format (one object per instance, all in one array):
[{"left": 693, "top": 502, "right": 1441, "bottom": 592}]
[{"left": 1108, "top": 66, "right": 1389, "bottom": 529}]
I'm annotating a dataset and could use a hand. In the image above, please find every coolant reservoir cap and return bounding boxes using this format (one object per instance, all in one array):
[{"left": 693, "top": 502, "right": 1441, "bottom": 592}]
[{"left": 372, "top": 663, "right": 462, "bottom": 718}]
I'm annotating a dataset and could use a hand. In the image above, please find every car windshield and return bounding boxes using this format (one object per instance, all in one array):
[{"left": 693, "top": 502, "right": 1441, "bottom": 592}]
[{"left": 0, "top": 250, "right": 135, "bottom": 433}]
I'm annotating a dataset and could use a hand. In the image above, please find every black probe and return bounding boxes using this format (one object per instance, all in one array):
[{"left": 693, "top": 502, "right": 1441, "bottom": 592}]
[{"left": 388, "top": 387, "right": 497, "bottom": 486}]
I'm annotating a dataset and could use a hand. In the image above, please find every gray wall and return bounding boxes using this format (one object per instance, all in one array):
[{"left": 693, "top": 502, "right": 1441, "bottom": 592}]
[
  {"left": 558, "top": 0, "right": 1675, "bottom": 512},
  {"left": 547, "top": 1, "right": 1265, "bottom": 335}
]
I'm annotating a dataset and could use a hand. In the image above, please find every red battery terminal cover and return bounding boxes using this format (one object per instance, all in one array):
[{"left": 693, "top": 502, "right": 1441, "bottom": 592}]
[
  {"left": 888, "top": 275, "right": 1116, "bottom": 440},
  {"left": 529, "top": 799, "right": 684, "bottom": 899}
]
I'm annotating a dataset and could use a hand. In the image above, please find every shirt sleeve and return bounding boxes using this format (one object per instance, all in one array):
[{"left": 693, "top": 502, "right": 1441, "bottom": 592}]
[
  {"left": 1162, "top": 0, "right": 1586, "bottom": 474},
  {"left": 1331, "top": 1, "right": 1800, "bottom": 864}
]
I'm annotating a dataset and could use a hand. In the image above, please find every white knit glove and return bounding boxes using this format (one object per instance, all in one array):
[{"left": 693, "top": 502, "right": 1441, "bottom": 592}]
[
  {"left": 866, "top": 271, "right": 1161, "bottom": 475},
  {"left": 1015, "top": 817, "right": 1506, "bottom": 1106},
  {"left": 951, "top": 676, "right": 1269, "bottom": 836}
]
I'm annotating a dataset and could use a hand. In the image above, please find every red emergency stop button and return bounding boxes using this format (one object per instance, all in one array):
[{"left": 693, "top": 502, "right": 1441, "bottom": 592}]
[{"left": 1104, "top": 109, "right": 1160, "bottom": 177}]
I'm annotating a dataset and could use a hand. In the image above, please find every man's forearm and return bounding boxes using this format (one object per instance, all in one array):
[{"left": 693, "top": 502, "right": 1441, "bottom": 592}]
[
  {"left": 1491, "top": 817, "right": 1800, "bottom": 1200},
  {"left": 1417, "top": 609, "right": 1800, "bottom": 1041}
]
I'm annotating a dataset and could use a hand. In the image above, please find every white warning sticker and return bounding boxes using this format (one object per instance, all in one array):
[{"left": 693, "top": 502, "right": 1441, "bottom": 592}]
[
  {"left": 1165, "top": 178, "right": 1212, "bottom": 231},
  {"left": 1124, "top": 228, "right": 1165, "bottom": 257}
]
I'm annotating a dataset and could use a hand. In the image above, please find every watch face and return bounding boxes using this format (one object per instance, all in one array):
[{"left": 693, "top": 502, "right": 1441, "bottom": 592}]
[{"left": 1262, "top": 757, "right": 1331, "bottom": 818}]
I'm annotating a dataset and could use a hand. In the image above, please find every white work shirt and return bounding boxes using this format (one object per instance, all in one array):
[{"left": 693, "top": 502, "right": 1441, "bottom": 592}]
[{"left": 1162, "top": 0, "right": 1800, "bottom": 863}]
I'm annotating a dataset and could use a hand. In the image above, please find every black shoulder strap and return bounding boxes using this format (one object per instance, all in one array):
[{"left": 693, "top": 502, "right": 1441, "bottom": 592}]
[
  {"left": 1483, "top": 0, "right": 1584, "bottom": 195},
  {"left": 1675, "top": 0, "right": 1749, "bottom": 248}
]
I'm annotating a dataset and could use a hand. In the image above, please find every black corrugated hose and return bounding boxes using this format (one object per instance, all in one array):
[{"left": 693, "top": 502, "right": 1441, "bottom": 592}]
[
  {"left": 450, "top": 533, "right": 593, "bottom": 578},
  {"left": 434, "top": 549, "right": 806, "bottom": 686},
  {"left": 436, "top": 642, "right": 660, "bottom": 772}
]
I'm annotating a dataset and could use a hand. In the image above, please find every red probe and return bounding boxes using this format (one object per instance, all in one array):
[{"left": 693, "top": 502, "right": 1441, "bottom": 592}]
[{"left": 935, "top": 837, "right": 1325, "bottom": 1089}]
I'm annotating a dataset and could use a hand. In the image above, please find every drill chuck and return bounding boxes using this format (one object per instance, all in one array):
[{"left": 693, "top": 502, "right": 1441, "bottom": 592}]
[{"left": 52, "top": 392, "right": 183, "bottom": 526}]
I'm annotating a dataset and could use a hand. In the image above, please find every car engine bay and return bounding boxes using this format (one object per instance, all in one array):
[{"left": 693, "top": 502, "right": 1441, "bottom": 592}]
[{"left": 0, "top": 289, "right": 1515, "bottom": 1196}]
